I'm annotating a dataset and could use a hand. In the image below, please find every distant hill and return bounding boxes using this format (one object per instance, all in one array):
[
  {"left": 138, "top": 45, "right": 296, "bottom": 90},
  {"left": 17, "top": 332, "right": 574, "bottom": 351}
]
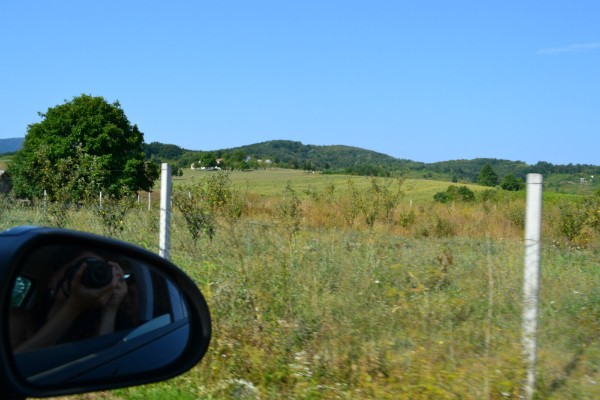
[
  {"left": 227, "top": 140, "right": 415, "bottom": 170},
  {"left": 143, "top": 139, "right": 600, "bottom": 186},
  {"left": 143, "top": 140, "right": 420, "bottom": 176},
  {"left": 0, "top": 137, "right": 24, "bottom": 155}
]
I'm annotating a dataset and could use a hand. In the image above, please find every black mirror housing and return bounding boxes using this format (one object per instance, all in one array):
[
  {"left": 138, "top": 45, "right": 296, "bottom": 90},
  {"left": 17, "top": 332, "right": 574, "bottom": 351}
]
[{"left": 0, "top": 226, "right": 211, "bottom": 398}]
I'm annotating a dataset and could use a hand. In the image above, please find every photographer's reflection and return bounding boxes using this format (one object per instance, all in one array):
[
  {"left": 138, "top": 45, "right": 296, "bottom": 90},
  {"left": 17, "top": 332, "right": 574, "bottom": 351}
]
[{"left": 10, "top": 249, "right": 129, "bottom": 353}]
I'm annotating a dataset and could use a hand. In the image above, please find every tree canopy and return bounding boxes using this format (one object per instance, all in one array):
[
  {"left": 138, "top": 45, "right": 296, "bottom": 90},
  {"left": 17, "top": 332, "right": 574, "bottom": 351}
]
[
  {"left": 477, "top": 164, "right": 499, "bottom": 187},
  {"left": 500, "top": 173, "right": 525, "bottom": 191},
  {"left": 9, "top": 94, "right": 158, "bottom": 200}
]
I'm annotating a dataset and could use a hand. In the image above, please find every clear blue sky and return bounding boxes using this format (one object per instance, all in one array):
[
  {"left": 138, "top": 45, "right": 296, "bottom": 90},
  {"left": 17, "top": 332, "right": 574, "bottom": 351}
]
[{"left": 1, "top": 1, "right": 598, "bottom": 165}]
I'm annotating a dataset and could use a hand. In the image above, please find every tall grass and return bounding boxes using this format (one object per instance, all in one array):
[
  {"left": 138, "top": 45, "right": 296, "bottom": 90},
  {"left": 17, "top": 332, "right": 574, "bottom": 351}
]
[{"left": 1, "top": 172, "right": 599, "bottom": 399}]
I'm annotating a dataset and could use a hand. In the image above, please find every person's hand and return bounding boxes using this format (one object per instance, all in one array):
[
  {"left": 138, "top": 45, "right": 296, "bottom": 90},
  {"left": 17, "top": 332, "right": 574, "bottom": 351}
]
[
  {"left": 66, "top": 263, "right": 117, "bottom": 313},
  {"left": 98, "top": 263, "right": 129, "bottom": 336},
  {"left": 104, "top": 263, "right": 128, "bottom": 311}
]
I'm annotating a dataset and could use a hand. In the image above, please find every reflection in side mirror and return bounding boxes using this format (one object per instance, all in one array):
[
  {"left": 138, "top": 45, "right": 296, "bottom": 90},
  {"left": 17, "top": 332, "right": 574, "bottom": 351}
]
[
  {"left": 9, "top": 245, "right": 191, "bottom": 384},
  {"left": 0, "top": 227, "right": 211, "bottom": 398}
]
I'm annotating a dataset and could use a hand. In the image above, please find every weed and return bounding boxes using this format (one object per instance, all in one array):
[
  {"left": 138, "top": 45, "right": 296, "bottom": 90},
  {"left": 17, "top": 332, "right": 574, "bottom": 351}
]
[
  {"left": 44, "top": 201, "right": 72, "bottom": 228},
  {"left": 275, "top": 182, "right": 303, "bottom": 241},
  {"left": 94, "top": 194, "right": 135, "bottom": 237},
  {"left": 338, "top": 179, "right": 361, "bottom": 227},
  {"left": 559, "top": 201, "right": 588, "bottom": 242},
  {"left": 0, "top": 193, "right": 16, "bottom": 222},
  {"left": 398, "top": 209, "right": 416, "bottom": 228},
  {"left": 173, "top": 186, "right": 216, "bottom": 244},
  {"left": 434, "top": 216, "right": 456, "bottom": 238}
]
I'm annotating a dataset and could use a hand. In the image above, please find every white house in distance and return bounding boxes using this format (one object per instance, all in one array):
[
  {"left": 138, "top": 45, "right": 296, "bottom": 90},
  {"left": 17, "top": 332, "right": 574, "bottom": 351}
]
[
  {"left": 190, "top": 157, "right": 272, "bottom": 170},
  {"left": 190, "top": 159, "right": 223, "bottom": 171}
]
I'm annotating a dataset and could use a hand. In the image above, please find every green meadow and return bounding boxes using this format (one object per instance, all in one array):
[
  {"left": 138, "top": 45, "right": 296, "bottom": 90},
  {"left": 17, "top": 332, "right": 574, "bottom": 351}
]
[{"left": 1, "top": 169, "right": 599, "bottom": 399}]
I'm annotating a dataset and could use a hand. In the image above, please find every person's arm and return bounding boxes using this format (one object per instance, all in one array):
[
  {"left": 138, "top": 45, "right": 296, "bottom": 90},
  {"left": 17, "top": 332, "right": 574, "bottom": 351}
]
[
  {"left": 14, "top": 265, "right": 116, "bottom": 352},
  {"left": 97, "top": 264, "right": 128, "bottom": 336},
  {"left": 14, "top": 299, "right": 85, "bottom": 352},
  {"left": 9, "top": 308, "right": 36, "bottom": 349}
]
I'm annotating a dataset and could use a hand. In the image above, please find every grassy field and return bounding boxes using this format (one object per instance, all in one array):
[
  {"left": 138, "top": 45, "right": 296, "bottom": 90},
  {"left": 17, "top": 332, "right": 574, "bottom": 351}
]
[
  {"left": 2, "top": 170, "right": 599, "bottom": 399},
  {"left": 173, "top": 168, "right": 484, "bottom": 201}
]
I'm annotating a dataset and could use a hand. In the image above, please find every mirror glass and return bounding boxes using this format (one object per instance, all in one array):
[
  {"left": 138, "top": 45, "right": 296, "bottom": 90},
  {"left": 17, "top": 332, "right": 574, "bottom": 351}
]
[{"left": 8, "top": 244, "right": 191, "bottom": 386}]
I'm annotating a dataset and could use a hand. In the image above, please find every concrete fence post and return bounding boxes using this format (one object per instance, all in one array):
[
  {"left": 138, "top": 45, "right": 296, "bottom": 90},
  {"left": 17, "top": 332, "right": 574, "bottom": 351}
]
[
  {"left": 522, "top": 173, "right": 543, "bottom": 400},
  {"left": 159, "top": 164, "right": 172, "bottom": 259}
]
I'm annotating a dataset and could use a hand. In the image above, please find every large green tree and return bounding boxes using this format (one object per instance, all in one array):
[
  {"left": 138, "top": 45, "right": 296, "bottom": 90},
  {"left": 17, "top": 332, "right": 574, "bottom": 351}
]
[
  {"left": 477, "top": 163, "right": 499, "bottom": 187},
  {"left": 9, "top": 94, "right": 159, "bottom": 200}
]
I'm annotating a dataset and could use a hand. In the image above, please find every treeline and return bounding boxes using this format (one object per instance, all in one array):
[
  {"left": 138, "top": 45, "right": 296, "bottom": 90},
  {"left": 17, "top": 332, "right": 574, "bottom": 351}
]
[
  {"left": 424, "top": 158, "right": 600, "bottom": 183},
  {"left": 143, "top": 140, "right": 414, "bottom": 175},
  {"left": 142, "top": 140, "right": 600, "bottom": 183}
]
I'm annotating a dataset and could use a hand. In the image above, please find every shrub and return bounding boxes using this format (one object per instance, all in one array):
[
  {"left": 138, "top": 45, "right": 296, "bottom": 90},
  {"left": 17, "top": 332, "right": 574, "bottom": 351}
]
[
  {"left": 275, "top": 183, "right": 303, "bottom": 240},
  {"left": 505, "top": 204, "right": 525, "bottom": 230},
  {"left": 337, "top": 179, "right": 361, "bottom": 227},
  {"left": 434, "top": 191, "right": 452, "bottom": 204},
  {"left": 0, "top": 193, "right": 16, "bottom": 221},
  {"left": 556, "top": 194, "right": 600, "bottom": 246},
  {"left": 559, "top": 201, "right": 587, "bottom": 242},
  {"left": 95, "top": 194, "right": 135, "bottom": 237},
  {"left": 434, "top": 217, "right": 456, "bottom": 238},
  {"left": 44, "top": 201, "right": 72, "bottom": 228},
  {"left": 434, "top": 185, "right": 475, "bottom": 203},
  {"left": 500, "top": 174, "right": 524, "bottom": 191},
  {"left": 479, "top": 189, "right": 499, "bottom": 203},
  {"left": 174, "top": 183, "right": 216, "bottom": 244},
  {"left": 453, "top": 185, "right": 475, "bottom": 202},
  {"left": 398, "top": 209, "right": 416, "bottom": 227}
]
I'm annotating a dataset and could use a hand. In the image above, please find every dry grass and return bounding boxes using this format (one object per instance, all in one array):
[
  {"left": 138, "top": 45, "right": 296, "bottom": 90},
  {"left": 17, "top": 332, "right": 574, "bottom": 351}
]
[{"left": 3, "top": 172, "right": 599, "bottom": 400}]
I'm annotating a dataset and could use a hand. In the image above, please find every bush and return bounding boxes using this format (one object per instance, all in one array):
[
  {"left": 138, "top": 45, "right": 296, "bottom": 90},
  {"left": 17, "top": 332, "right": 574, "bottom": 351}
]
[
  {"left": 479, "top": 189, "right": 499, "bottom": 202},
  {"left": 44, "top": 201, "right": 72, "bottom": 228},
  {"left": 173, "top": 183, "right": 216, "bottom": 244},
  {"left": 0, "top": 193, "right": 16, "bottom": 221},
  {"left": 559, "top": 201, "right": 588, "bottom": 242},
  {"left": 95, "top": 195, "right": 135, "bottom": 237},
  {"left": 505, "top": 203, "right": 525, "bottom": 230},
  {"left": 275, "top": 183, "right": 303, "bottom": 239},
  {"left": 434, "top": 185, "right": 475, "bottom": 203},
  {"left": 434, "top": 191, "right": 452, "bottom": 204},
  {"left": 452, "top": 185, "right": 475, "bottom": 202},
  {"left": 500, "top": 174, "right": 524, "bottom": 191},
  {"left": 398, "top": 209, "right": 416, "bottom": 227},
  {"left": 434, "top": 217, "right": 456, "bottom": 238}
]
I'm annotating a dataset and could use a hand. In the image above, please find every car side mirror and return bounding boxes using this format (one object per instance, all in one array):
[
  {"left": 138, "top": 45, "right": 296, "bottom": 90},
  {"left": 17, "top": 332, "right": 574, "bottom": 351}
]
[{"left": 0, "top": 226, "right": 211, "bottom": 399}]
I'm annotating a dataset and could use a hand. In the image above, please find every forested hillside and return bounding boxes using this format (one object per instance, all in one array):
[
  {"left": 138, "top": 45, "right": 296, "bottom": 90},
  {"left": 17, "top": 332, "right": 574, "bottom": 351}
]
[
  {"left": 143, "top": 140, "right": 412, "bottom": 172},
  {"left": 142, "top": 140, "right": 600, "bottom": 190}
]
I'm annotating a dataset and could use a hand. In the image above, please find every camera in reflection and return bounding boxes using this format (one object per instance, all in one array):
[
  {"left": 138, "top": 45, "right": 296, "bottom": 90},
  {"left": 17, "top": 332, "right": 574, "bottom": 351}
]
[{"left": 65, "top": 258, "right": 113, "bottom": 288}]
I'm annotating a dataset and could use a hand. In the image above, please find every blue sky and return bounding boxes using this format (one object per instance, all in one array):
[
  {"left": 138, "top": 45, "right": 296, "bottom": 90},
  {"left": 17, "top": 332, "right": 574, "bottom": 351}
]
[{"left": 1, "top": 1, "right": 598, "bottom": 165}]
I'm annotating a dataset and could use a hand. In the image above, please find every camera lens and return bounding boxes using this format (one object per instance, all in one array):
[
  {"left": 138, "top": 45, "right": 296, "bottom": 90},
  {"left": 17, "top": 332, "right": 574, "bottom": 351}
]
[{"left": 80, "top": 258, "right": 113, "bottom": 288}]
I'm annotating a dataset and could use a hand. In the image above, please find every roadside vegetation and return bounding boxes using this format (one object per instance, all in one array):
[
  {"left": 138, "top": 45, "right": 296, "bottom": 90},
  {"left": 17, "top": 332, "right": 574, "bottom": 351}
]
[{"left": 1, "top": 170, "right": 599, "bottom": 399}]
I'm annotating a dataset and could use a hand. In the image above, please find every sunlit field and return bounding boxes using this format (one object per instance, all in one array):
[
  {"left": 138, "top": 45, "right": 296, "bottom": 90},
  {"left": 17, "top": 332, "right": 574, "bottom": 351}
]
[
  {"left": 2, "top": 170, "right": 599, "bottom": 399},
  {"left": 174, "top": 168, "right": 479, "bottom": 202}
]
